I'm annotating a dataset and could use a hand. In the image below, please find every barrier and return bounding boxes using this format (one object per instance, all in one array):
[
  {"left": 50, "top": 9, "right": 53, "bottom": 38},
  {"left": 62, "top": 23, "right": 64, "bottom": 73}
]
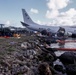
[
  {"left": 57, "top": 40, "right": 76, "bottom": 43},
  {"left": 56, "top": 48, "right": 76, "bottom": 51}
]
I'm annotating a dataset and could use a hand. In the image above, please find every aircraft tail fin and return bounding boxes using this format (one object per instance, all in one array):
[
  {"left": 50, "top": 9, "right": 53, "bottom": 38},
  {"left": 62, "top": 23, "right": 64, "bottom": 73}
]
[{"left": 22, "top": 9, "right": 34, "bottom": 24}]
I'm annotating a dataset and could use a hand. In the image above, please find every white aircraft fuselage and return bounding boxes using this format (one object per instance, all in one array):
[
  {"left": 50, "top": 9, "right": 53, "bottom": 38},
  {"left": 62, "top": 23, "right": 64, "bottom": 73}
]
[{"left": 21, "top": 9, "right": 76, "bottom": 34}]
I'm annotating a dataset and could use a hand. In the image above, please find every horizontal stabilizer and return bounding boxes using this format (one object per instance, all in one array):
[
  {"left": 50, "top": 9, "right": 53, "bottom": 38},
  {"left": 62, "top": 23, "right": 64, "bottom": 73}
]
[{"left": 21, "top": 21, "right": 29, "bottom": 26}]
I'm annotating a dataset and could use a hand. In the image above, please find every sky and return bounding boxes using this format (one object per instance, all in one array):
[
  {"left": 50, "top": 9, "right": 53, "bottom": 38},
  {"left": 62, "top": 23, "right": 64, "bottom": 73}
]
[{"left": 0, "top": 0, "right": 76, "bottom": 27}]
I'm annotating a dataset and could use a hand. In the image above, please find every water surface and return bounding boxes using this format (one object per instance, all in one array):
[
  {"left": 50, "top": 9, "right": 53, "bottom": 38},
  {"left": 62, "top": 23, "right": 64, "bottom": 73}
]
[{"left": 51, "top": 38, "right": 76, "bottom": 56}]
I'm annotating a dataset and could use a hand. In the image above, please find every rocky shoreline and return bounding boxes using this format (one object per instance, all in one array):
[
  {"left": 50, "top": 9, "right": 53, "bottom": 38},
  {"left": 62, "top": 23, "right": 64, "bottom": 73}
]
[{"left": 0, "top": 34, "right": 76, "bottom": 75}]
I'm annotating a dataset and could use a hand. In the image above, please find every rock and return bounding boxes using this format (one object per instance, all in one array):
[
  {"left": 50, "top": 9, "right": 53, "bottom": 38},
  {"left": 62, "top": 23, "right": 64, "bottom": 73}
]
[
  {"left": 21, "top": 42, "right": 32, "bottom": 49},
  {"left": 54, "top": 64, "right": 66, "bottom": 74},
  {"left": 66, "top": 64, "right": 76, "bottom": 75},
  {"left": 23, "top": 49, "right": 37, "bottom": 59},
  {"left": 21, "top": 42, "right": 28, "bottom": 49},
  {"left": 59, "top": 52, "right": 76, "bottom": 65},
  {"left": 11, "top": 65, "right": 30, "bottom": 75}
]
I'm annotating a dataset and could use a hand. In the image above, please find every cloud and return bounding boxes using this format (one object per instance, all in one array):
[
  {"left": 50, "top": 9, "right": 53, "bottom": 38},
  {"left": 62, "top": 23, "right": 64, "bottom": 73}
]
[
  {"left": 45, "top": 0, "right": 76, "bottom": 26},
  {"left": 6, "top": 21, "right": 10, "bottom": 25},
  {"left": 47, "top": 8, "right": 76, "bottom": 26},
  {"left": 36, "top": 20, "right": 42, "bottom": 24},
  {"left": 5, "top": 20, "right": 11, "bottom": 27},
  {"left": 36, "top": 20, "right": 46, "bottom": 25},
  {"left": 47, "top": 0, "right": 70, "bottom": 10},
  {"left": 46, "top": 0, "right": 71, "bottom": 19},
  {"left": 57, "top": 8, "right": 76, "bottom": 26},
  {"left": 64, "top": 8, "right": 76, "bottom": 17},
  {"left": 46, "top": 10, "right": 59, "bottom": 18},
  {"left": 30, "top": 8, "right": 39, "bottom": 14}
]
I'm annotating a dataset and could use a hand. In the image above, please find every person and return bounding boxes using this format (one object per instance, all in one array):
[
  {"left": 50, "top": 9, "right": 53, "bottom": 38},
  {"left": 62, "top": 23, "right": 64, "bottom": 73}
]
[
  {"left": 41, "top": 29, "right": 47, "bottom": 35},
  {"left": 38, "top": 62, "right": 52, "bottom": 75},
  {"left": 57, "top": 27, "right": 65, "bottom": 37},
  {"left": 38, "top": 62, "right": 64, "bottom": 75}
]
